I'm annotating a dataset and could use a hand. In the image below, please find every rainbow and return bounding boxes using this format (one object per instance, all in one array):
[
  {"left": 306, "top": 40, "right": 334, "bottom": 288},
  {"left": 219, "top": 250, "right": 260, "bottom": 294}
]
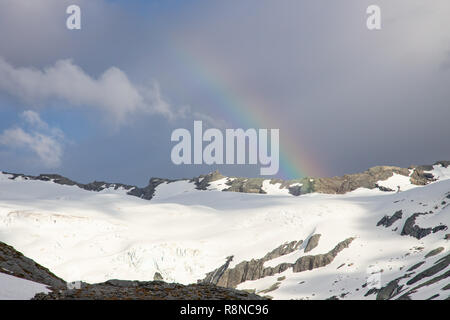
[{"left": 171, "top": 42, "right": 327, "bottom": 179}]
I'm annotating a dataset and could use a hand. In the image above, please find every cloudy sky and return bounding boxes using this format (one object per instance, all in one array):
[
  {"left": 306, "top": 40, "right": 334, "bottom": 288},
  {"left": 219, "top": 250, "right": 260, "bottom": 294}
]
[{"left": 0, "top": 0, "right": 449, "bottom": 186}]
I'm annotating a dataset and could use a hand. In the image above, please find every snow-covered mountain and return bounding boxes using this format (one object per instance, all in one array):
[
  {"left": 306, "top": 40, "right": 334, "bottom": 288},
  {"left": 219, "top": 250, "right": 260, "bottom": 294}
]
[{"left": 0, "top": 162, "right": 449, "bottom": 300}]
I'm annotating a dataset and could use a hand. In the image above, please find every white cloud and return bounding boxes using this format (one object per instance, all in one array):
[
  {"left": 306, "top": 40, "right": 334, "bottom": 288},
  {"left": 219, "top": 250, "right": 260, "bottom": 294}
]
[
  {"left": 0, "top": 111, "right": 64, "bottom": 167},
  {"left": 21, "top": 110, "right": 48, "bottom": 129},
  {"left": 0, "top": 57, "right": 175, "bottom": 125}
]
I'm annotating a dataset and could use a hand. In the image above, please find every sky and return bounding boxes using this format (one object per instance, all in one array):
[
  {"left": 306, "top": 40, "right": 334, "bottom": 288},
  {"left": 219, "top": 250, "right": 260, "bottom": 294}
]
[{"left": 0, "top": 0, "right": 449, "bottom": 186}]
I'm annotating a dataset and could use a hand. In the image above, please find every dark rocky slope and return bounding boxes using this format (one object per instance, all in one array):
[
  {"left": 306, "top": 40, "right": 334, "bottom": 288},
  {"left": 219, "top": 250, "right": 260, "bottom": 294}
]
[
  {"left": 366, "top": 253, "right": 450, "bottom": 300},
  {"left": 202, "top": 237, "right": 355, "bottom": 288}
]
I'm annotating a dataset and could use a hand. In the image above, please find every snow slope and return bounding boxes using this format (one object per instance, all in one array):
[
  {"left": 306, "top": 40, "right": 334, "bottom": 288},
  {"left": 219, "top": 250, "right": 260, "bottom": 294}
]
[
  {"left": 0, "top": 166, "right": 448, "bottom": 300},
  {"left": 0, "top": 273, "right": 50, "bottom": 300},
  {"left": 377, "top": 172, "right": 416, "bottom": 191}
]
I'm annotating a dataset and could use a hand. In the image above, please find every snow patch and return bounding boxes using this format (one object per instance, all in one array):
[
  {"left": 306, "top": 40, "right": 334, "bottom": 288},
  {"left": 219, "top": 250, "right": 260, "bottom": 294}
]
[
  {"left": 152, "top": 181, "right": 198, "bottom": 201},
  {"left": 0, "top": 273, "right": 50, "bottom": 300},
  {"left": 207, "top": 178, "right": 232, "bottom": 191},
  {"left": 428, "top": 164, "right": 450, "bottom": 181},
  {"left": 262, "top": 180, "right": 290, "bottom": 196},
  {"left": 377, "top": 173, "right": 417, "bottom": 192}
]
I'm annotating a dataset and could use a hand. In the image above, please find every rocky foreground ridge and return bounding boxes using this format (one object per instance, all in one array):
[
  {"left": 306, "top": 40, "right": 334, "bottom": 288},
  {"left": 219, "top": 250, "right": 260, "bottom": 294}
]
[{"left": 2, "top": 161, "right": 449, "bottom": 200}]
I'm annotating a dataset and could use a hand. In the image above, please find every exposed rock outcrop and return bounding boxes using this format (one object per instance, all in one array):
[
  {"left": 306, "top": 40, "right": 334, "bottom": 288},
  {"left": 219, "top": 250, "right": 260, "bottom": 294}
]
[
  {"left": 407, "top": 261, "right": 425, "bottom": 272},
  {"left": 153, "top": 272, "right": 163, "bottom": 281},
  {"left": 304, "top": 234, "right": 321, "bottom": 253},
  {"left": 401, "top": 212, "right": 447, "bottom": 239},
  {"left": 202, "top": 238, "right": 354, "bottom": 288},
  {"left": 376, "top": 279, "right": 403, "bottom": 300},
  {"left": 406, "top": 254, "right": 450, "bottom": 286},
  {"left": 212, "top": 165, "right": 434, "bottom": 196},
  {"left": 396, "top": 254, "right": 450, "bottom": 300},
  {"left": 425, "top": 247, "right": 445, "bottom": 258},
  {"left": 311, "top": 166, "right": 411, "bottom": 194},
  {"left": 377, "top": 210, "right": 403, "bottom": 228},
  {"left": 291, "top": 237, "right": 354, "bottom": 273},
  {"left": 374, "top": 254, "right": 450, "bottom": 300},
  {"left": 202, "top": 256, "right": 234, "bottom": 285},
  {"left": 223, "top": 177, "right": 267, "bottom": 194},
  {"left": 409, "top": 168, "right": 436, "bottom": 185},
  {"left": 202, "top": 240, "right": 303, "bottom": 288}
]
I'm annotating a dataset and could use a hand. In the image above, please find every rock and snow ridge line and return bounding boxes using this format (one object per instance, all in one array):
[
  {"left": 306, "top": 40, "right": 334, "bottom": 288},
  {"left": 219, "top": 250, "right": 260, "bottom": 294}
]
[{"left": 2, "top": 161, "right": 450, "bottom": 199}]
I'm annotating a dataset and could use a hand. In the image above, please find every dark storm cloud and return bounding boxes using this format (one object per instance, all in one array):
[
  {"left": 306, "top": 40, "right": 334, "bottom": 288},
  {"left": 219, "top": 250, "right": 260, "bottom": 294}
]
[{"left": 0, "top": 0, "right": 449, "bottom": 183}]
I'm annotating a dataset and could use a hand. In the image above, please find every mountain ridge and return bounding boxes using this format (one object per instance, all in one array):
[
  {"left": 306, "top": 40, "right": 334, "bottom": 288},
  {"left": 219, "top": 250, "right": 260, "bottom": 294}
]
[{"left": 2, "top": 160, "right": 449, "bottom": 199}]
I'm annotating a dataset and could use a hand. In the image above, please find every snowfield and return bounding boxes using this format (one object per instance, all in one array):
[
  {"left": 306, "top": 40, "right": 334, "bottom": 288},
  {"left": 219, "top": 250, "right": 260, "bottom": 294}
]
[
  {"left": 0, "top": 273, "right": 50, "bottom": 300},
  {"left": 0, "top": 165, "right": 448, "bottom": 300}
]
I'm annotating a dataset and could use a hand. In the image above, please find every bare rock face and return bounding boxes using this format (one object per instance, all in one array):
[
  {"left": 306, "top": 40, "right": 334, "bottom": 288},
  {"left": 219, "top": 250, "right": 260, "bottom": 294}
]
[
  {"left": 400, "top": 212, "right": 447, "bottom": 240},
  {"left": 0, "top": 241, "right": 66, "bottom": 289},
  {"left": 395, "top": 254, "right": 450, "bottom": 300},
  {"left": 262, "top": 240, "right": 304, "bottom": 260},
  {"left": 311, "top": 166, "right": 411, "bottom": 194},
  {"left": 406, "top": 254, "right": 450, "bottom": 286},
  {"left": 304, "top": 234, "right": 321, "bottom": 253},
  {"left": 376, "top": 279, "right": 403, "bottom": 300},
  {"left": 291, "top": 237, "right": 355, "bottom": 273},
  {"left": 373, "top": 253, "right": 450, "bottom": 300},
  {"left": 202, "top": 238, "right": 354, "bottom": 288},
  {"left": 202, "top": 256, "right": 234, "bottom": 285},
  {"left": 223, "top": 177, "right": 266, "bottom": 194},
  {"left": 436, "top": 161, "right": 450, "bottom": 167},
  {"left": 377, "top": 210, "right": 403, "bottom": 228},
  {"left": 425, "top": 247, "right": 445, "bottom": 258},
  {"left": 153, "top": 272, "right": 164, "bottom": 281},
  {"left": 401, "top": 213, "right": 430, "bottom": 239},
  {"left": 410, "top": 169, "right": 436, "bottom": 185},
  {"left": 203, "top": 240, "right": 303, "bottom": 288}
]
